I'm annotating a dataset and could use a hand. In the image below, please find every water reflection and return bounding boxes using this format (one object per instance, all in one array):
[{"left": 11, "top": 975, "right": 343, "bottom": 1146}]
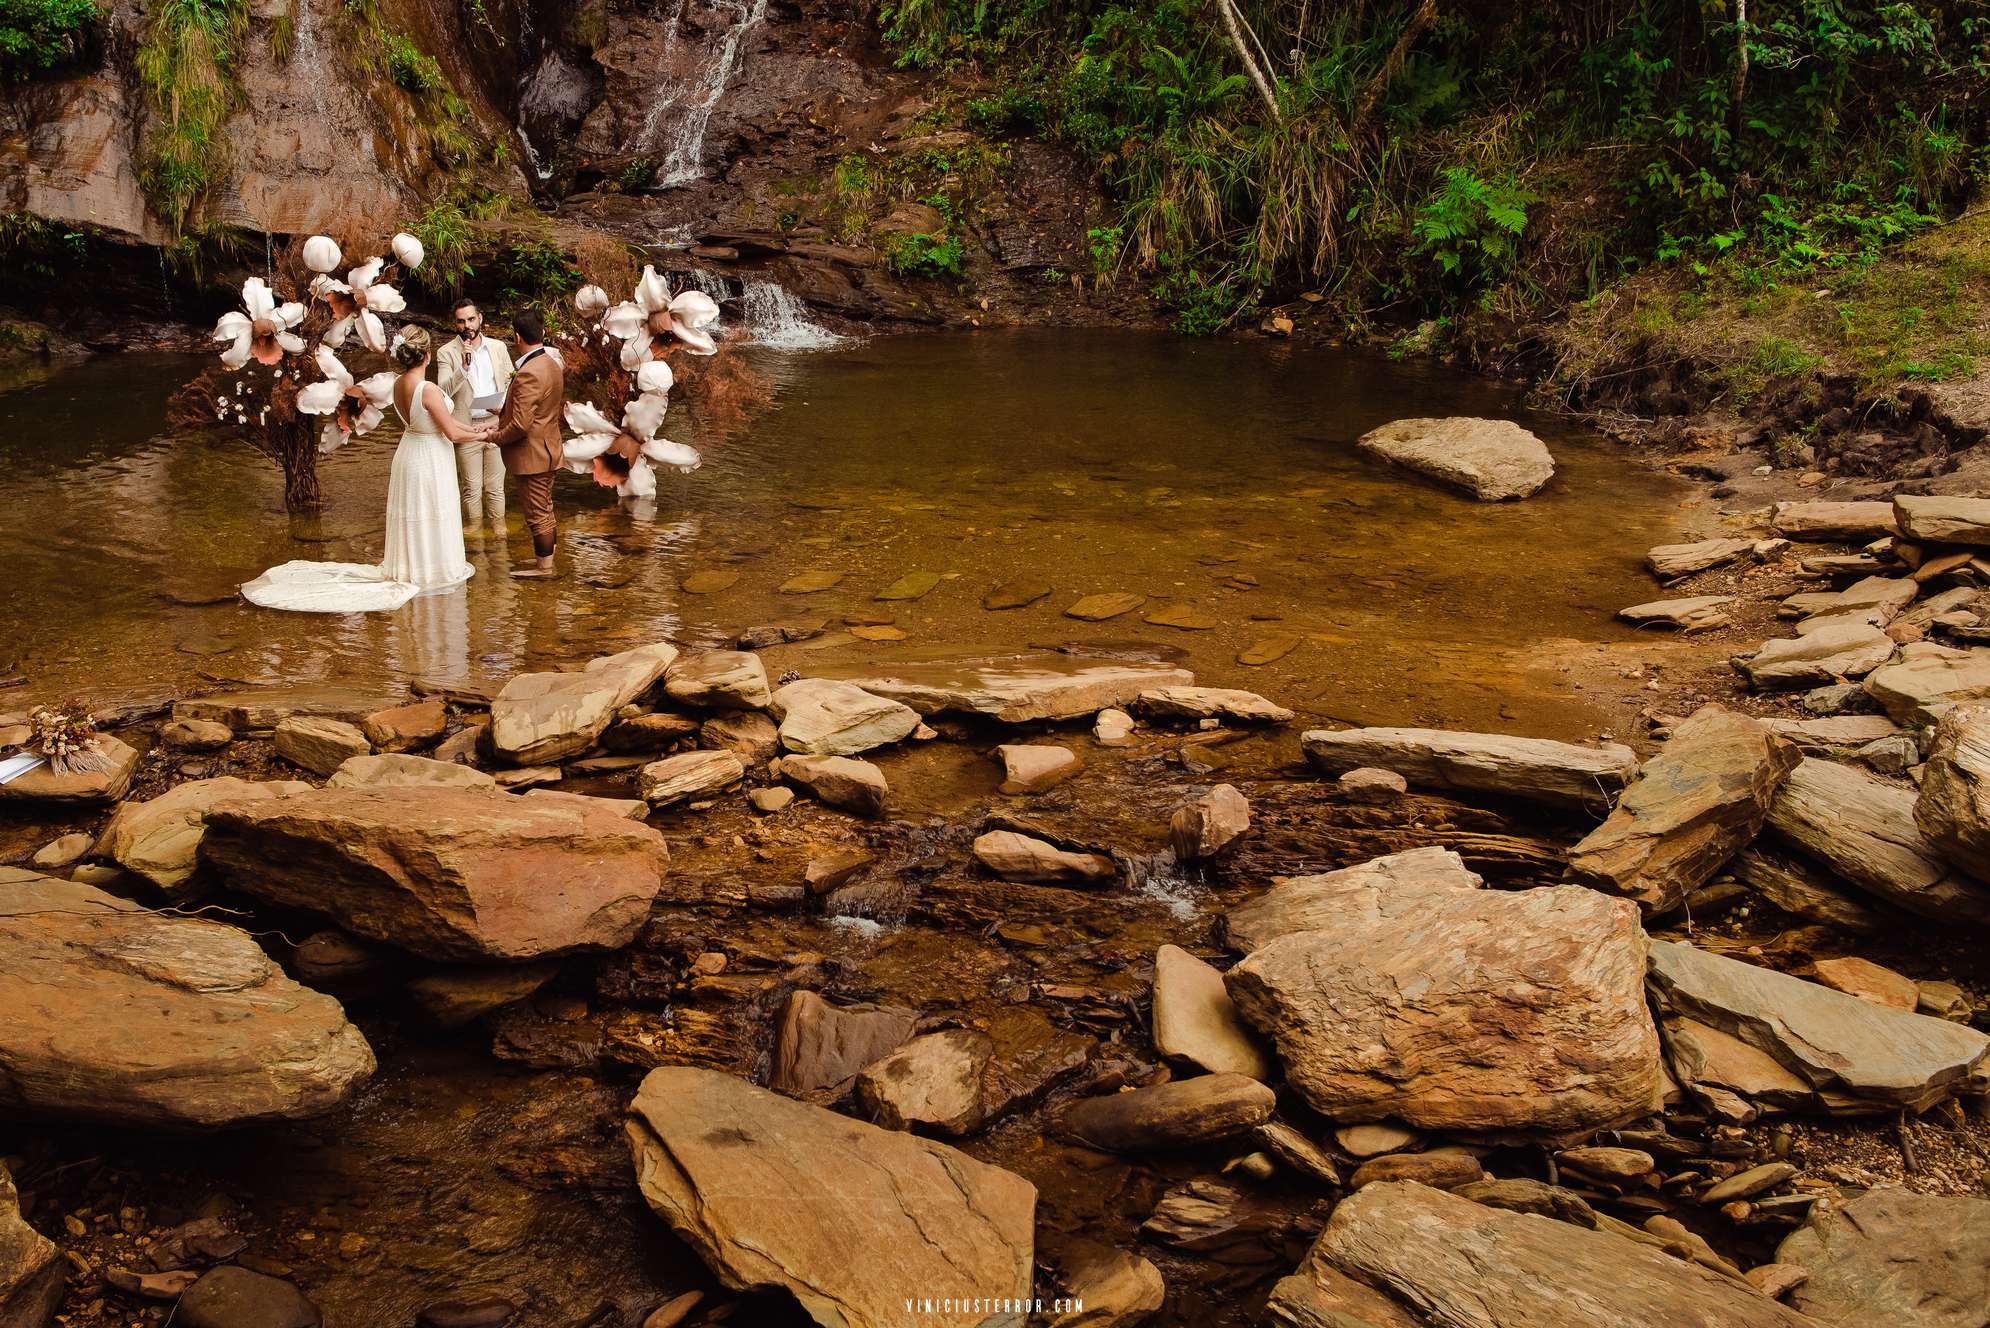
[{"left": 0, "top": 333, "right": 1693, "bottom": 734}]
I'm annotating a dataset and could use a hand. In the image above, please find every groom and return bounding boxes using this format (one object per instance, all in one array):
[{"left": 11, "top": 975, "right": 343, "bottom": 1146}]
[{"left": 488, "top": 309, "right": 564, "bottom": 579}]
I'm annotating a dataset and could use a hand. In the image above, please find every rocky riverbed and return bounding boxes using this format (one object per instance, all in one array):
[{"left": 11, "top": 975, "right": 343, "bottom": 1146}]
[{"left": 5, "top": 460, "right": 1990, "bottom": 1326}]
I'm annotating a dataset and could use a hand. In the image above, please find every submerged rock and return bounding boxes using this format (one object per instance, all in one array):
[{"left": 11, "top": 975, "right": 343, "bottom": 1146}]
[
  {"left": 203, "top": 787, "right": 669, "bottom": 962},
  {"left": 626, "top": 1067, "right": 1035, "bottom": 1327},
  {"left": 490, "top": 642, "right": 678, "bottom": 765},
  {"left": 177, "top": 1265, "right": 322, "bottom": 1328},
  {"left": 768, "top": 677, "right": 920, "bottom": 756},
  {"left": 1767, "top": 757, "right": 1990, "bottom": 926},
  {"left": 1566, "top": 704, "right": 1798, "bottom": 914},
  {"left": 1227, "top": 869, "right": 1660, "bottom": 1133},
  {"left": 1777, "top": 1188, "right": 1990, "bottom": 1328},
  {"left": 1150, "top": 944, "right": 1272, "bottom": 1080},
  {"left": 0, "top": 873, "right": 373, "bottom": 1128},
  {"left": 1301, "top": 726, "right": 1636, "bottom": 811},
  {"left": 1648, "top": 939, "right": 1988, "bottom": 1112},
  {"left": 405, "top": 963, "right": 560, "bottom": 1029},
  {"left": 1356, "top": 416, "right": 1556, "bottom": 500},
  {"left": 95, "top": 776, "right": 311, "bottom": 892},
  {"left": 1270, "top": 1181, "right": 1815, "bottom": 1327}
]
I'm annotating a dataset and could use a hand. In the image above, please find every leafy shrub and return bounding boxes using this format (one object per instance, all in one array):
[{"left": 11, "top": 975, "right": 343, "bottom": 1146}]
[
  {"left": 617, "top": 157, "right": 658, "bottom": 191},
  {"left": 1411, "top": 168, "right": 1539, "bottom": 292},
  {"left": 135, "top": 0, "right": 245, "bottom": 232},
  {"left": 883, "top": 229, "right": 965, "bottom": 278},
  {"left": 496, "top": 238, "right": 582, "bottom": 304},
  {"left": 0, "top": 0, "right": 97, "bottom": 75}
]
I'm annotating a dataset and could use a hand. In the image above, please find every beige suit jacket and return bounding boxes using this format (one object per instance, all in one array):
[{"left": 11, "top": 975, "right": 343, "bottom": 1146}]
[{"left": 434, "top": 335, "right": 515, "bottom": 426}]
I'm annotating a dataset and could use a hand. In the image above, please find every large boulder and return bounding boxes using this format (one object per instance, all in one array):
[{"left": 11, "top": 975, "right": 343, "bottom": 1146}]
[
  {"left": 1567, "top": 705, "right": 1799, "bottom": 913},
  {"left": 1223, "top": 847, "right": 1483, "bottom": 954},
  {"left": 828, "top": 653, "right": 1194, "bottom": 723},
  {"left": 0, "top": 734, "right": 139, "bottom": 805},
  {"left": 1767, "top": 757, "right": 1990, "bottom": 926},
  {"left": 1777, "top": 1188, "right": 1990, "bottom": 1327},
  {"left": 94, "top": 777, "right": 311, "bottom": 892},
  {"left": 626, "top": 1067, "right": 1036, "bottom": 1328},
  {"left": 1916, "top": 703, "right": 1990, "bottom": 878},
  {"left": 202, "top": 788, "right": 669, "bottom": 962},
  {"left": 767, "top": 678, "right": 920, "bottom": 756},
  {"left": 1738, "top": 623, "right": 1897, "bottom": 689},
  {"left": 0, "top": 874, "right": 373, "bottom": 1129},
  {"left": 489, "top": 642, "right": 678, "bottom": 765},
  {"left": 1226, "top": 873, "right": 1660, "bottom": 1133},
  {"left": 1301, "top": 727, "right": 1636, "bottom": 811},
  {"left": 0, "top": 1161, "right": 62, "bottom": 1328},
  {"left": 1270, "top": 1181, "right": 1818, "bottom": 1327},
  {"left": 1648, "top": 940, "right": 1988, "bottom": 1112},
  {"left": 1355, "top": 417, "right": 1556, "bottom": 500},
  {"left": 1894, "top": 493, "right": 1990, "bottom": 546}
]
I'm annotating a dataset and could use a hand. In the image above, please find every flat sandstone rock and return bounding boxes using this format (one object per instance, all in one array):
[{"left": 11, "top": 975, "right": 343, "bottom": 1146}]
[
  {"left": 626, "top": 1067, "right": 1035, "bottom": 1327},
  {"left": 1356, "top": 416, "right": 1556, "bottom": 500},
  {"left": 1302, "top": 726, "right": 1636, "bottom": 812}
]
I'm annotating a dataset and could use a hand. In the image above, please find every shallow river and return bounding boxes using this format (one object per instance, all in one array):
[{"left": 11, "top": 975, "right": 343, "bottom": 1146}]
[
  {"left": 8, "top": 330, "right": 1698, "bottom": 1327},
  {"left": 0, "top": 330, "right": 1689, "bottom": 737}
]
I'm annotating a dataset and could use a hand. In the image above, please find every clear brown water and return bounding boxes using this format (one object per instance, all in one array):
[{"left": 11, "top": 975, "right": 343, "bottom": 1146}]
[{"left": 0, "top": 331, "right": 1691, "bottom": 738}]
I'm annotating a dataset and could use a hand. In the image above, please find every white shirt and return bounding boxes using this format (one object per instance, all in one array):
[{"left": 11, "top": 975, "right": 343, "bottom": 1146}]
[{"left": 462, "top": 340, "right": 498, "bottom": 418}]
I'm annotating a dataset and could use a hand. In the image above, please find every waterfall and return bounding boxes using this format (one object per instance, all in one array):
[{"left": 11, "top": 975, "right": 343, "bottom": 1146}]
[
  {"left": 640, "top": 0, "right": 769, "bottom": 185},
  {"left": 736, "top": 280, "right": 845, "bottom": 350}
]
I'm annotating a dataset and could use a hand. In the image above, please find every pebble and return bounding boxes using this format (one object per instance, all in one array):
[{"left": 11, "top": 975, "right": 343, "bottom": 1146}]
[{"left": 33, "top": 833, "right": 93, "bottom": 869}]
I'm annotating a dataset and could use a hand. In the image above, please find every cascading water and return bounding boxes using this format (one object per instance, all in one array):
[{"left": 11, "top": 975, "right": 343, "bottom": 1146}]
[
  {"left": 639, "top": 0, "right": 769, "bottom": 185},
  {"left": 736, "top": 280, "right": 845, "bottom": 349}
]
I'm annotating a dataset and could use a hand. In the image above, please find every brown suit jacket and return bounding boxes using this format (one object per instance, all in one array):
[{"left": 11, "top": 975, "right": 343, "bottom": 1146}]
[{"left": 489, "top": 346, "right": 564, "bottom": 476}]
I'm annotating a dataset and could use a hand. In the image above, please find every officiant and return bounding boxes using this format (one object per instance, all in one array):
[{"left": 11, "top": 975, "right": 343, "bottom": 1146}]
[{"left": 435, "top": 298, "right": 514, "bottom": 534}]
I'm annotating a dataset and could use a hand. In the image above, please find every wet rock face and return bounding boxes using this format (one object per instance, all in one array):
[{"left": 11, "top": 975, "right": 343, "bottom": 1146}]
[
  {"left": 519, "top": 46, "right": 602, "bottom": 164},
  {"left": 1227, "top": 877, "right": 1660, "bottom": 1133},
  {"left": 490, "top": 642, "right": 678, "bottom": 766},
  {"left": 1777, "top": 1188, "right": 1990, "bottom": 1328},
  {"left": 769, "top": 990, "right": 916, "bottom": 1094},
  {"left": 0, "top": 873, "right": 374, "bottom": 1129},
  {"left": 626, "top": 1067, "right": 1036, "bottom": 1328},
  {"left": 1274, "top": 1181, "right": 1817, "bottom": 1327},
  {"left": 202, "top": 787, "right": 669, "bottom": 962},
  {"left": 94, "top": 776, "right": 312, "bottom": 892}
]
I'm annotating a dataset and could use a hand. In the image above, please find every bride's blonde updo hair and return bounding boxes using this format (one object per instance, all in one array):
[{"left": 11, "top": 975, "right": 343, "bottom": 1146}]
[{"left": 391, "top": 323, "right": 431, "bottom": 370}]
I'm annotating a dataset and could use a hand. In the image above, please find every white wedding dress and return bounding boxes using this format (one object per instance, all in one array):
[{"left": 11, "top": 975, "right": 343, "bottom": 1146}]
[{"left": 243, "top": 381, "right": 476, "bottom": 613}]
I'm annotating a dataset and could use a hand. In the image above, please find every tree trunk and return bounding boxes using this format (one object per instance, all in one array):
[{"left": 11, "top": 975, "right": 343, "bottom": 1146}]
[
  {"left": 280, "top": 421, "right": 323, "bottom": 512},
  {"left": 1356, "top": 0, "right": 1439, "bottom": 125},
  {"left": 1215, "top": 0, "right": 1283, "bottom": 122}
]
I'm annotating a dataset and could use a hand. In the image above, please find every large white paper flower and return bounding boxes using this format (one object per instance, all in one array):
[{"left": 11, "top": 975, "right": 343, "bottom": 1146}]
[
  {"left": 575, "top": 284, "right": 609, "bottom": 317},
  {"left": 563, "top": 391, "right": 700, "bottom": 498},
  {"left": 391, "top": 232, "right": 425, "bottom": 270},
  {"left": 302, "top": 235, "right": 343, "bottom": 274},
  {"left": 213, "top": 277, "right": 305, "bottom": 369},
  {"left": 296, "top": 345, "right": 396, "bottom": 454},
  {"left": 317, "top": 257, "right": 408, "bottom": 353},
  {"left": 600, "top": 265, "right": 720, "bottom": 366},
  {"left": 633, "top": 359, "right": 674, "bottom": 396}
]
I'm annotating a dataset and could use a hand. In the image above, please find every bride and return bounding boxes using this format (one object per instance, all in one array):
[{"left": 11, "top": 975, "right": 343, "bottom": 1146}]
[{"left": 243, "top": 325, "right": 480, "bottom": 613}]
